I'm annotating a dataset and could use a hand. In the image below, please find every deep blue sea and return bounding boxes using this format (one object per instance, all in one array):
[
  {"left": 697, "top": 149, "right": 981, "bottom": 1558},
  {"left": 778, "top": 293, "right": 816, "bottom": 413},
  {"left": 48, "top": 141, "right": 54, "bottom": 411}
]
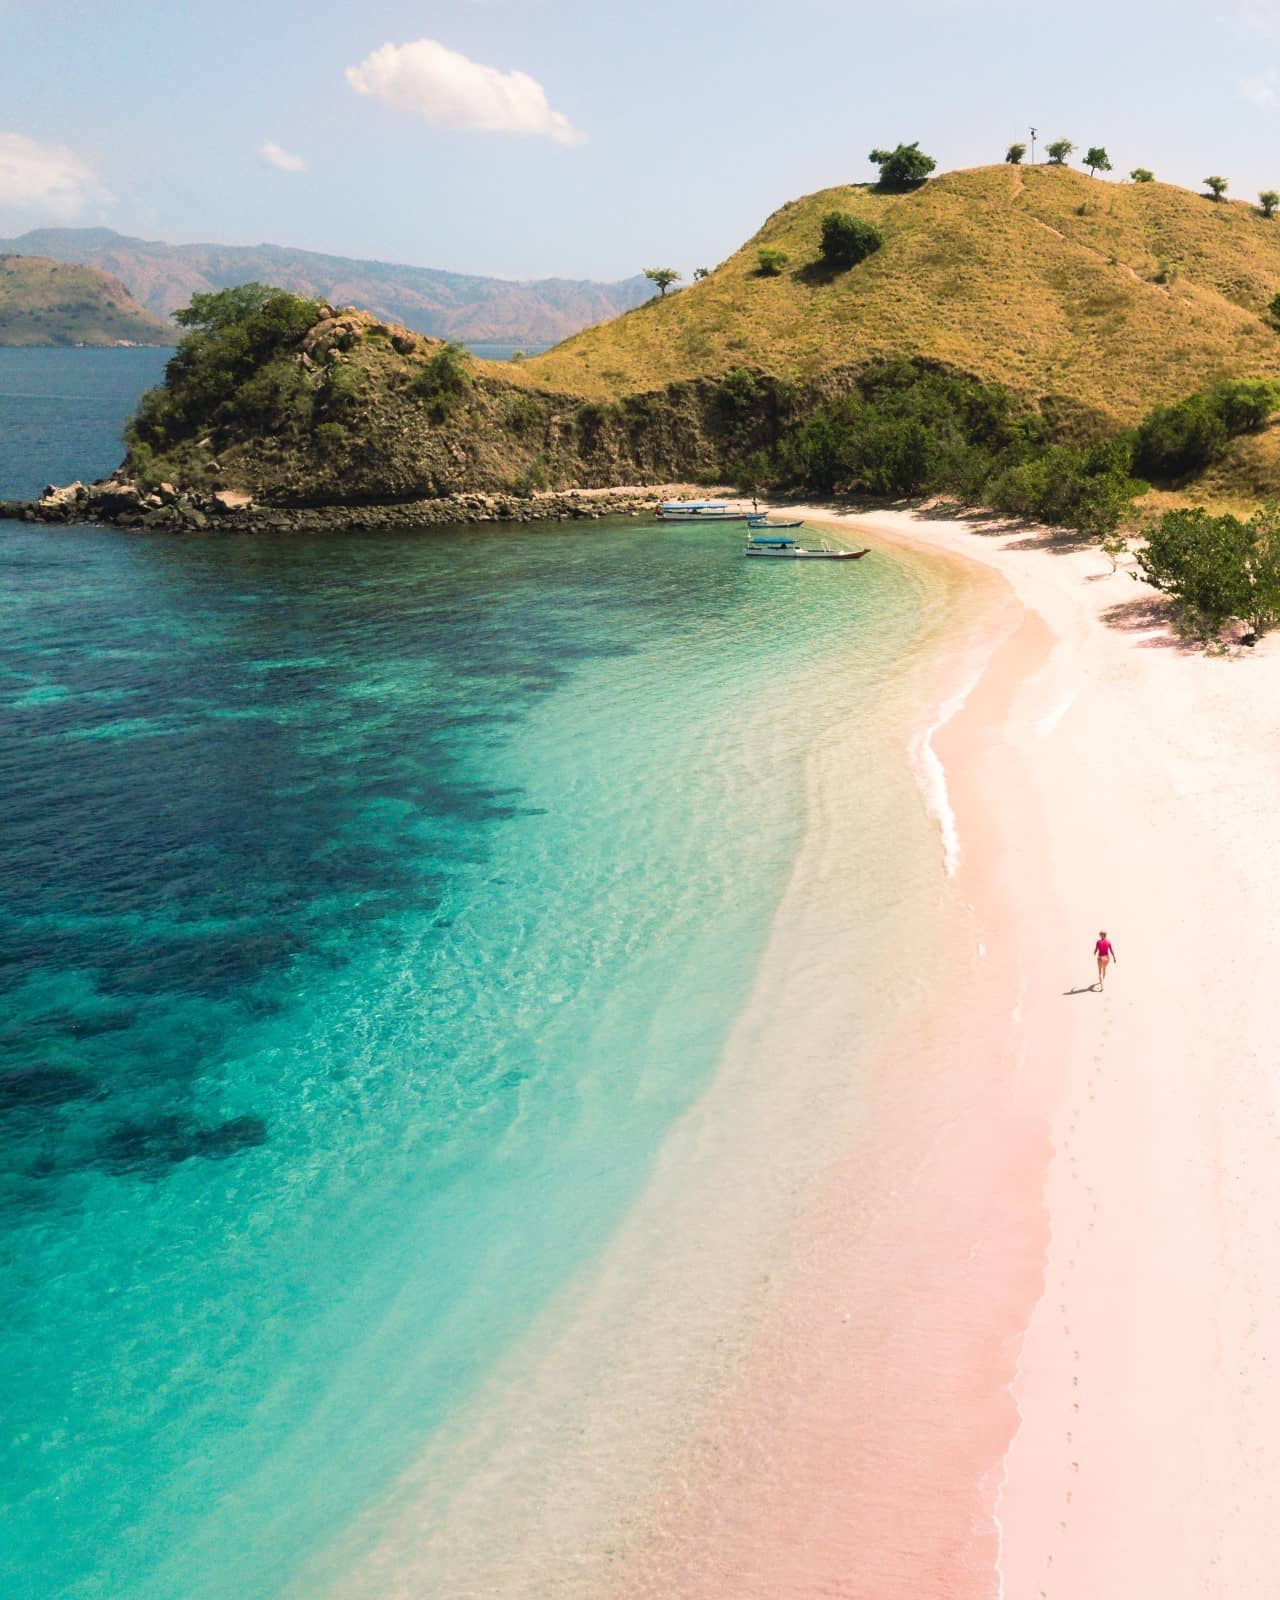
[
  {"left": 0, "top": 347, "right": 172, "bottom": 501},
  {"left": 0, "top": 352, "right": 951, "bottom": 1599}
]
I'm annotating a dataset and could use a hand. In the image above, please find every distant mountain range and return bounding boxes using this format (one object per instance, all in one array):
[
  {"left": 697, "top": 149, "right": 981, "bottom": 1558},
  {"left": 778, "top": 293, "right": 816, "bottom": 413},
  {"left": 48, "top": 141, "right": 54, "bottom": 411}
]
[
  {"left": 0, "top": 255, "right": 172, "bottom": 347},
  {"left": 0, "top": 228, "right": 651, "bottom": 349}
]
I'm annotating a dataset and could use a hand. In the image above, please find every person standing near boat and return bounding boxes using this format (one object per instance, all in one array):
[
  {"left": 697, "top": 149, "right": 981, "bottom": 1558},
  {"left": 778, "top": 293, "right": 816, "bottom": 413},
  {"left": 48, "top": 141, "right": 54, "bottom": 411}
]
[{"left": 1093, "top": 930, "right": 1117, "bottom": 989}]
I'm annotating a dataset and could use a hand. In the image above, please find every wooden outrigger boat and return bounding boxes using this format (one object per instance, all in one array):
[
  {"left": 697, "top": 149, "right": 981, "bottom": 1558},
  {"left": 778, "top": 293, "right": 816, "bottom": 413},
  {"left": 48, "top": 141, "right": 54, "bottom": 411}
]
[{"left": 744, "top": 531, "right": 869, "bottom": 561}]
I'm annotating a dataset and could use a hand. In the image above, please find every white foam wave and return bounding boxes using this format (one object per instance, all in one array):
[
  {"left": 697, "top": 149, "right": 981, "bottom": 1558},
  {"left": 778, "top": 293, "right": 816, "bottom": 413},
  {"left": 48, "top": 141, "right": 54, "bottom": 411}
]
[{"left": 909, "top": 667, "right": 985, "bottom": 877}]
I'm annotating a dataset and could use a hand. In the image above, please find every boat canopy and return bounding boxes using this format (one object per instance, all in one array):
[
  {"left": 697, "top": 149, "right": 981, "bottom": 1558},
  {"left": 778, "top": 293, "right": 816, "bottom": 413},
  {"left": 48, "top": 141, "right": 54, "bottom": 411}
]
[
  {"left": 747, "top": 535, "right": 797, "bottom": 547},
  {"left": 661, "top": 501, "right": 727, "bottom": 510}
]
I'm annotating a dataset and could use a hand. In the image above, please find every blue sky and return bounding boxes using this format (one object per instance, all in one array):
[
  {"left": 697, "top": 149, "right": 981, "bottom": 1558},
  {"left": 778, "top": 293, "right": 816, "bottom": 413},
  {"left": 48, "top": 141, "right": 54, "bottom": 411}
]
[{"left": 4, "top": 0, "right": 1280, "bottom": 282}]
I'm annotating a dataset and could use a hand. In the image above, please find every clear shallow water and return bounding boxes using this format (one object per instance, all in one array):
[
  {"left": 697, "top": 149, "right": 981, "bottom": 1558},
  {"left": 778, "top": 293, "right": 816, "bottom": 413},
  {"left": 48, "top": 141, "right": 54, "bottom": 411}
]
[
  {"left": 0, "top": 346, "right": 171, "bottom": 500},
  {"left": 0, "top": 511, "right": 952, "bottom": 1600}
]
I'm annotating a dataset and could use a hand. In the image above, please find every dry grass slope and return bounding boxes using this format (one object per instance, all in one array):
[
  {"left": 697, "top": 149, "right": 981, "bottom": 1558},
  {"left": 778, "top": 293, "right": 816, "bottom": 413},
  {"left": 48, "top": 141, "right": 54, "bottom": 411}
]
[
  {"left": 0, "top": 256, "right": 172, "bottom": 347},
  {"left": 508, "top": 165, "right": 1280, "bottom": 430}
]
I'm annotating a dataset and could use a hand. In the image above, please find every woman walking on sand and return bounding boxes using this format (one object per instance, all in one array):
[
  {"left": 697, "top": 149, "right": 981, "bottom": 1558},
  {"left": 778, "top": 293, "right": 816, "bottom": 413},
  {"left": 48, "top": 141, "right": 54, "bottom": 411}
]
[{"left": 1094, "top": 930, "right": 1117, "bottom": 989}]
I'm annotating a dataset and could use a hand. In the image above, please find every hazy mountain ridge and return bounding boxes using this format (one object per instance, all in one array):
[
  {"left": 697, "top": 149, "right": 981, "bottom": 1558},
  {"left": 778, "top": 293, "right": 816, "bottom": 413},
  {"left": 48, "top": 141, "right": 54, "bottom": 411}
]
[
  {"left": 0, "top": 256, "right": 172, "bottom": 347},
  {"left": 0, "top": 228, "right": 650, "bottom": 347}
]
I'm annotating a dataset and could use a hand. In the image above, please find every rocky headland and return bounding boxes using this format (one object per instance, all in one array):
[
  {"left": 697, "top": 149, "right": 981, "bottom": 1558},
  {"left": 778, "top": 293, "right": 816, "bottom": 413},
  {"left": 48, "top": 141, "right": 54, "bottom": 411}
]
[{"left": 1, "top": 476, "right": 710, "bottom": 535}]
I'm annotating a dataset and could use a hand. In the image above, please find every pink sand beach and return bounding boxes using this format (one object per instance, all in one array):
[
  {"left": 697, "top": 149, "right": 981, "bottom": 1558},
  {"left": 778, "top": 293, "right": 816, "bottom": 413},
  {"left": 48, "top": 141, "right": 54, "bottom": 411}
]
[{"left": 327, "top": 508, "right": 1280, "bottom": 1600}]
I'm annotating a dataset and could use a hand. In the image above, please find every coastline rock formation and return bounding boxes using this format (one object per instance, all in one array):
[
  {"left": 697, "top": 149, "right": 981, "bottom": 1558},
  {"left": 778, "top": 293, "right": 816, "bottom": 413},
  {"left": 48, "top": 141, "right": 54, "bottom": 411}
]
[{"left": 1, "top": 477, "right": 710, "bottom": 534}]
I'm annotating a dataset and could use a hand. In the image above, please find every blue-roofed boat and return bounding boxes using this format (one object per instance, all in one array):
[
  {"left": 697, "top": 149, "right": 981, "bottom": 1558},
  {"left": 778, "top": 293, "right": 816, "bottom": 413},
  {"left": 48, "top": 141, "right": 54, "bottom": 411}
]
[
  {"left": 744, "top": 529, "right": 870, "bottom": 561},
  {"left": 656, "top": 500, "right": 755, "bottom": 522}
]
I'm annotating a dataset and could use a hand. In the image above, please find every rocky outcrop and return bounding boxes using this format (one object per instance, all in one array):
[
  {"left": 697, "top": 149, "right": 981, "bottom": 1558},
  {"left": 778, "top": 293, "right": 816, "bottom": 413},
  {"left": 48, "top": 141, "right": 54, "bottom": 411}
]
[{"left": 0, "top": 479, "right": 715, "bottom": 535}]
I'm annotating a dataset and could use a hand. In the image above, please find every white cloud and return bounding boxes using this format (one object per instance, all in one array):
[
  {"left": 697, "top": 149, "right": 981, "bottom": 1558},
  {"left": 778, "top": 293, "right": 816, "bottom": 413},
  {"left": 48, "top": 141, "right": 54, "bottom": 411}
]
[
  {"left": 260, "top": 139, "right": 307, "bottom": 172},
  {"left": 346, "top": 38, "right": 585, "bottom": 146},
  {"left": 0, "top": 131, "right": 109, "bottom": 219}
]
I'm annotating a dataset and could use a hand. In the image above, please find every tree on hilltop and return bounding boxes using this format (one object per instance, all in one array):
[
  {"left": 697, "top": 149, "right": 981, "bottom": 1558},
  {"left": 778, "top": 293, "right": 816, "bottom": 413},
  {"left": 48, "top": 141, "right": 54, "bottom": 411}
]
[
  {"left": 643, "top": 267, "right": 681, "bottom": 297},
  {"left": 1205, "top": 175, "right": 1229, "bottom": 201},
  {"left": 1084, "top": 146, "right": 1113, "bottom": 178},
  {"left": 1005, "top": 142, "right": 1026, "bottom": 165},
  {"left": 1130, "top": 167, "right": 1155, "bottom": 183},
  {"left": 1045, "top": 139, "right": 1075, "bottom": 165},
  {"left": 1261, "top": 191, "right": 1280, "bottom": 219},
  {"left": 819, "top": 212, "right": 884, "bottom": 268},
  {"left": 868, "top": 142, "right": 937, "bottom": 190},
  {"left": 693, "top": 266, "right": 711, "bottom": 280}
]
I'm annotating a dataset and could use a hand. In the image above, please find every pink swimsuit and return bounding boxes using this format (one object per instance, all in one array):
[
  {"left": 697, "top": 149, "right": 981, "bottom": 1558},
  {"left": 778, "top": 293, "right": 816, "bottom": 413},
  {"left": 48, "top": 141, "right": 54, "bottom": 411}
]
[{"left": 1095, "top": 939, "right": 1114, "bottom": 961}]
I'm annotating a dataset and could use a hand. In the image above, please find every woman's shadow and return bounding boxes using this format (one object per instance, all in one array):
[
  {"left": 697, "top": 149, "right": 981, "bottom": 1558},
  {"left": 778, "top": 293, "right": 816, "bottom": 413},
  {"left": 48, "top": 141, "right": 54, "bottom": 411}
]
[{"left": 1064, "top": 982, "right": 1103, "bottom": 995}]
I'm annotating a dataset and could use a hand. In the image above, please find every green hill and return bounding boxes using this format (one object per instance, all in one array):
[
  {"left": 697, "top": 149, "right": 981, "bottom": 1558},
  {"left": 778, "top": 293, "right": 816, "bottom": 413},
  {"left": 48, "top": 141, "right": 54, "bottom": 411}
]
[
  {"left": 515, "top": 164, "right": 1280, "bottom": 426},
  {"left": 0, "top": 256, "right": 172, "bottom": 347},
  {"left": 52, "top": 164, "right": 1280, "bottom": 521}
]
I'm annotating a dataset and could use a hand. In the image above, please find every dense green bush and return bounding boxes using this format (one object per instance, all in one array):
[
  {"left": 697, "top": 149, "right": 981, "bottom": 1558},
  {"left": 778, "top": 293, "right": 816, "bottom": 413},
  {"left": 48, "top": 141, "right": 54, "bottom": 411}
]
[
  {"left": 868, "top": 143, "right": 936, "bottom": 189},
  {"left": 127, "top": 283, "right": 322, "bottom": 453},
  {"left": 756, "top": 248, "right": 789, "bottom": 276},
  {"left": 1133, "top": 380, "right": 1280, "bottom": 482},
  {"left": 819, "top": 212, "right": 884, "bottom": 269},
  {"left": 1138, "top": 505, "right": 1280, "bottom": 637},
  {"left": 754, "top": 366, "right": 1280, "bottom": 532},
  {"left": 715, "top": 368, "right": 766, "bottom": 430},
  {"left": 750, "top": 360, "right": 1144, "bottom": 532}
]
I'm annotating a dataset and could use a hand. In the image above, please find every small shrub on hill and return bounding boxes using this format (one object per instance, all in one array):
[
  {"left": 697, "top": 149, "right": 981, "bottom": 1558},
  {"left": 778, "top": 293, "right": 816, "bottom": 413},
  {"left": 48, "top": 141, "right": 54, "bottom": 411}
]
[
  {"left": 1131, "top": 168, "right": 1155, "bottom": 183},
  {"left": 715, "top": 368, "right": 766, "bottom": 430},
  {"left": 1261, "top": 190, "right": 1280, "bottom": 219},
  {"left": 820, "top": 212, "right": 884, "bottom": 268},
  {"left": 411, "top": 341, "right": 472, "bottom": 421},
  {"left": 1006, "top": 143, "right": 1026, "bottom": 165},
  {"left": 512, "top": 456, "right": 550, "bottom": 496},
  {"left": 757, "top": 248, "right": 789, "bottom": 276},
  {"left": 868, "top": 142, "right": 936, "bottom": 190},
  {"left": 504, "top": 393, "right": 543, "bottom": 434},
  {"left": 1046, "top": 139, "right": 1075, "bottom": 165},
  {"left": 1205, "top": 175, "right": 1229, "bottom": 201},
  {"left": 313, "top": 421, "right": 349, "bottom": 453}
]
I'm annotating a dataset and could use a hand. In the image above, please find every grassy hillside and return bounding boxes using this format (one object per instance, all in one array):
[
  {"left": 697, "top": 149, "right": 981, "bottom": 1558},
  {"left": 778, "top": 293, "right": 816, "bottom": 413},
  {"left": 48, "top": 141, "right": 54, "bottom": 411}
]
[
  {"left": 0, "top": 228, "right": 649, "bottom": 346},
  {"left": 0, "top": 256, "right": 172, "bottom": 347},
  {"left": 67, "top": 165, "right": 1280, "bottom": 518},
  {"left": 515, "top": 165, "right": 1280, "bottom": 427}
]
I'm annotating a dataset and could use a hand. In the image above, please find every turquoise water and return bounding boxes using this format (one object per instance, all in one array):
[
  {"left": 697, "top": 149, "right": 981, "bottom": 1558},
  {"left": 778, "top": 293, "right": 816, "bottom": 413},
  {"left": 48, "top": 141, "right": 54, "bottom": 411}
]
[
  {"left": 0, "top": 509, "right": 948, "bottom": 1600},
  {"left": 0, "top": 346, "right": 171, "bottom": 500}
]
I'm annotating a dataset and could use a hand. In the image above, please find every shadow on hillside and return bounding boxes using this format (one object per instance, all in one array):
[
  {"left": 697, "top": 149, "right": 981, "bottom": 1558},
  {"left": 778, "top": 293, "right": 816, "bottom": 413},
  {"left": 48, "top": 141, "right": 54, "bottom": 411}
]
[{"left": 793, "top": 260, "right": 845, "bottom": 288}]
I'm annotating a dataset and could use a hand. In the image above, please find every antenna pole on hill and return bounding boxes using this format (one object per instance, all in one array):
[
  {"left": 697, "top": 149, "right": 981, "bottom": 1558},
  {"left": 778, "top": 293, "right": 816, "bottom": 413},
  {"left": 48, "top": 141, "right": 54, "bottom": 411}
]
[{"left": 1030, "top": 127, "right": 1038, "bottom": 165}]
